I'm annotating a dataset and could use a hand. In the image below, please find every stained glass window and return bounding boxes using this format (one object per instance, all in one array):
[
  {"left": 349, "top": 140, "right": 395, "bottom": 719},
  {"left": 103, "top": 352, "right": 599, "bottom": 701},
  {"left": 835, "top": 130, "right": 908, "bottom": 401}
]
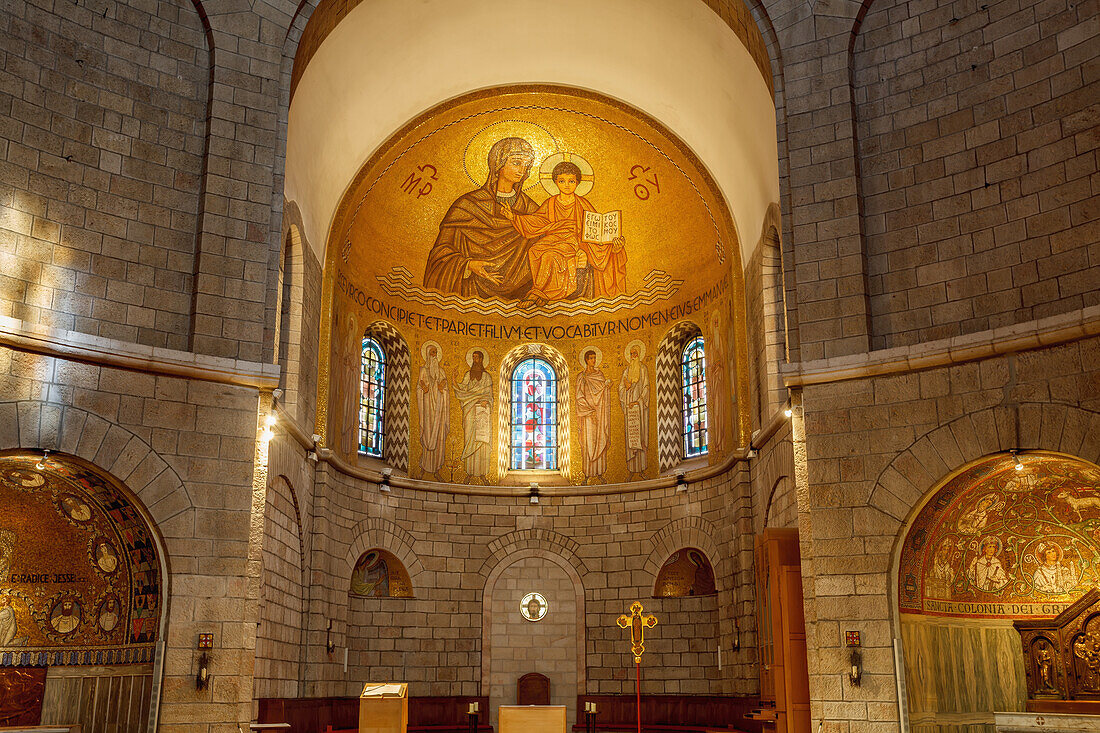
[
  {"left": 510, "top": 358, "right": 558, "bottom": 470},
  {"left": 359, "top": 337, "right": 385, "bottom": 457},
  {"left": 681, "top": 336, "right": 707, "bottom": 457}
]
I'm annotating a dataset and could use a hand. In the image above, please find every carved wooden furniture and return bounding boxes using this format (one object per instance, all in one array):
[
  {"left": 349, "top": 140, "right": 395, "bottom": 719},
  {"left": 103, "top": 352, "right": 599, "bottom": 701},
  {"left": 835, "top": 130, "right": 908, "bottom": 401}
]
[
  {"left": 754, "top": 529, "right": 810, "bottom": 733},
  {"left": 1014, "top": 587, "right": 1100, "bottom": 713},
  {"left": 257, "top": 696, "right": 494, "bottom": 733},
  {"left": 570, "top": 695, "right": 763, "bottom": 733},
  {"left": 517, "top": 673, "right": 551, "bottom": 705}
]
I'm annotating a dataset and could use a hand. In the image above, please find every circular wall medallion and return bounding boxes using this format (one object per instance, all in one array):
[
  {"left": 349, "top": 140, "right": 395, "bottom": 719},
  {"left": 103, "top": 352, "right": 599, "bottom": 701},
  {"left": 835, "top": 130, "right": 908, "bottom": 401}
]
[{"left": 520, "top": 592, "right": 547, "bottom": 622}]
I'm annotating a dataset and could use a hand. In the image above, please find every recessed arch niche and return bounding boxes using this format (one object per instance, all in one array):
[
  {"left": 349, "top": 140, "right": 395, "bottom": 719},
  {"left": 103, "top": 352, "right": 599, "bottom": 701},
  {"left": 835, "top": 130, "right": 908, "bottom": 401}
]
[
  {"left": 349, "top": 549, "right": 413, "bottom": 598},
  {"left": 317, "top": 86, "right": 751, "bottom": 486},
  {"left": 0, "top": 451, "right": 165, "bottom": 728},
  {"left": 653, "top": 548, "right": 718, "bottom": 598},
  {"left": 895, "top": 451, "right": 1100, "bottom": 729}
]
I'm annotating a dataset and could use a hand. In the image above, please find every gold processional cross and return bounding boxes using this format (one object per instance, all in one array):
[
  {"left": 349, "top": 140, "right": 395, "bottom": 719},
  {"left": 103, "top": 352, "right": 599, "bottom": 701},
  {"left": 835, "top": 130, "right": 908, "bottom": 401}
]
[{"left": 617, "top": 601, "right": 658, "bottom": 664}]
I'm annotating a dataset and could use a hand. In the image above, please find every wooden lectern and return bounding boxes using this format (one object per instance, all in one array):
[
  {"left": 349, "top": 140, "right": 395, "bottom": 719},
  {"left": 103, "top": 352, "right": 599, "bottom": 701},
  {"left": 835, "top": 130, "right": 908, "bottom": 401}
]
[
  {"left": 498, "top": 705, "right": 567, "bottom": 733},
  {"left": 359, "top": 682, "right": 408, "bottom": 733}
]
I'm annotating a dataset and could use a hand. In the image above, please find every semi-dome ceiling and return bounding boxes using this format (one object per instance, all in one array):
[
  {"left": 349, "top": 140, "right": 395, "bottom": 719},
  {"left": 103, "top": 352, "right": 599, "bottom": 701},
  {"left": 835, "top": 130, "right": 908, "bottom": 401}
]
[{"left": 285, "top": 0, "right": 779, "bottom": 267}]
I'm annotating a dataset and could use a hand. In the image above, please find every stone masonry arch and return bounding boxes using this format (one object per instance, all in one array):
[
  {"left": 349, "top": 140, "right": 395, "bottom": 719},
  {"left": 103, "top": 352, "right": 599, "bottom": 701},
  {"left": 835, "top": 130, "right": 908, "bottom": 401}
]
[
  {"left": 0, "top": 400, "right": 194, "bottom": 535},
  {"left": 644, "top": 516, "right": 725, "bottom": 590}
]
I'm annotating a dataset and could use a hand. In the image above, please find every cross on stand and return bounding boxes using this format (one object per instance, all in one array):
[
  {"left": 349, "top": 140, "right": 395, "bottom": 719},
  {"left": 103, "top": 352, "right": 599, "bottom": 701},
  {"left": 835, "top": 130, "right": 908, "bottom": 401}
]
[{"left": 617, "top": 602, "right": 658, "bottom": 733}]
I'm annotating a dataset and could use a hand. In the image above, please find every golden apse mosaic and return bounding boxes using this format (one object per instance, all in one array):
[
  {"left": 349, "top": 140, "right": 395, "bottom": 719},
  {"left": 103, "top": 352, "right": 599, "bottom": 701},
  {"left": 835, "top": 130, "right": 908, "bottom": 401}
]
[
  {"left": 0, "top": 453, "right": 161, "bottom": 666},
  {"left": 899, "top": 452, "right": 1100, "bottom": 620},
  {"left": 318, "top": 86, "right": 751, "bottom": 486}
]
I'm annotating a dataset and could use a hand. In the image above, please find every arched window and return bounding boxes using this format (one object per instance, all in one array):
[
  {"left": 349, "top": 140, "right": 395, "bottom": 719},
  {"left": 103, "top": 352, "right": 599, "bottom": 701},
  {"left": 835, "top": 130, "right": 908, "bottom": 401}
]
[
  {"left": 681, "top": 336, "right": 707, "bottom": 457},
  {"left": 359, "top": 337, "right": 386, "bottom": 457},
  {"left": 510, "top": 358, "right": 558, "bottom": 470}
]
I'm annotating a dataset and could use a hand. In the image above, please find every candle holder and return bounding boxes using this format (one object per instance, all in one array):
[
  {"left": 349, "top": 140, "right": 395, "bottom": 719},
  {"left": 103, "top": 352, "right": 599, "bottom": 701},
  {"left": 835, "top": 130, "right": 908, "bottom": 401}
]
[
  {"left": 466, "top": 701, "right": 480, "bottom": 733},
  {"left": 583, "top": 701, "right": 598, "bottom": 733}
]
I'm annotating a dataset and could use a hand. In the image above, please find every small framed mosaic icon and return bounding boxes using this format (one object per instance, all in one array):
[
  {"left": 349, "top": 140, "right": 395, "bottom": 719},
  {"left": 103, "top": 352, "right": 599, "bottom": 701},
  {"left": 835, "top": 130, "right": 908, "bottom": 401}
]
[{"left": 520, "top": 592, "right": 548, "bottom": 622}]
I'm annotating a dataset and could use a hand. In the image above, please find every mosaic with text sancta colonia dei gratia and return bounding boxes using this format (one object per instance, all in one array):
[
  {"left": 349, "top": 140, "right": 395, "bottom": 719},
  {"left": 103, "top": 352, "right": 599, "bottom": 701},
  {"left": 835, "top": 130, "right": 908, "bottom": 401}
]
[
  {"left": 900, "top": 452, "right": 1100, "bottom": 620},
  {"left": 319, "top": 86, "right": 750, "bottom": 486}
]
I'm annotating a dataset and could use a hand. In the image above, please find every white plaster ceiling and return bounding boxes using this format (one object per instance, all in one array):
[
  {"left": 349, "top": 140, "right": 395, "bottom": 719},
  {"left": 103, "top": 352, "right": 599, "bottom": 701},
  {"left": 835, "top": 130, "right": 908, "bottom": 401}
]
[{"left": 285, "top": 0, "right": 779, "bottom": 267}]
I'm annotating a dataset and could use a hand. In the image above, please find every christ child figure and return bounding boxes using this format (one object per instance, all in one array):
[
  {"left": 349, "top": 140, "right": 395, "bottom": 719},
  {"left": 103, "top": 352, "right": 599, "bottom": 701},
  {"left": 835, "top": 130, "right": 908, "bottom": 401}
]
[{"left": 504, "top": 161, "right": 625, "bottom": 306}]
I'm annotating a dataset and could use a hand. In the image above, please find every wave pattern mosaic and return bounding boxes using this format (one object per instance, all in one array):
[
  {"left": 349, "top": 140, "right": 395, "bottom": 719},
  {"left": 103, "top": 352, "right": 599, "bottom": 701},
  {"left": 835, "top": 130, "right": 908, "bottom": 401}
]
[
  {"left": 899, "top": 452, "right": 1100, "bottom": 619},
  {"left": 0, "top": 453, "right": 161, "bottom": 666}
]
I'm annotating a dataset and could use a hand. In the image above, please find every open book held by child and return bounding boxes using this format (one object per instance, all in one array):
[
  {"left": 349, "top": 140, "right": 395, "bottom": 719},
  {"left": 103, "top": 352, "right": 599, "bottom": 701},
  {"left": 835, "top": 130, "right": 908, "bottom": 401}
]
[{"left": 504, "top": 161, "right": 627, "bottom": 306}]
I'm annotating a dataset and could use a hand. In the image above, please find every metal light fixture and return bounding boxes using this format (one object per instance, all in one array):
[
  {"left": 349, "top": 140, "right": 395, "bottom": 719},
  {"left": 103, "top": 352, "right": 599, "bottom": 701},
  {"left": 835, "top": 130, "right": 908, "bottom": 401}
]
[
  {"left": 848, "top": 647, "right": 862, "bottom": 686},
  {"left": 380, "top": 468, "right": 392, "bottom": 493},
  {"left": 676, "top": 472, "right": 687, "bottom": 492},
  {"left": 1011, "top": 450, "right": 1024, "bottom": 471},
  {"left": 196, "top": 651, "right": 209, "bottom": 690},
  {"left": 529, "top": 483, "right": 540, "bottom": 504},
  {"left": 35, "top": 450, "right": 49, "bottom": 471}
]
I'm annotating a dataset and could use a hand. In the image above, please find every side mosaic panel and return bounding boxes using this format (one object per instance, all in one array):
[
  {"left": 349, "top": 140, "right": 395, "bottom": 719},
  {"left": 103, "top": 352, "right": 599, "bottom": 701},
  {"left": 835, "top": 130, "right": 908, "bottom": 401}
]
[{"left": 0, "top": 454, "right": 161, "bottom": 666}]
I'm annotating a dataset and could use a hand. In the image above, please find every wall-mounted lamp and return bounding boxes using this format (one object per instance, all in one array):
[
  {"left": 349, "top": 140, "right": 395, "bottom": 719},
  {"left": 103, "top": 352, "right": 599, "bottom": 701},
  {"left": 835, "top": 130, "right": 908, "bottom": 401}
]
[
  {"left": 35, "top": 450, "right": 49, "bottom": 471},
  {"left": 732, "top": 618, "right": 741, "bottom": 652},
  {"left": 196, "top": 651, "right": 210, "bottom": 690},
  {"left": 196, "top": 633, "right": 213, "bottom": 691},
  {"left": 272, "top": 388, "right": 283, "bottom": 400},
  {"left": 784, "top": 407, "right": 793, "bottom": 418},
  {"left": 380, "top": 468, "right": 392, "bottom": 493},
  {"left": 307, "top": 450, "right": 319, "bottom": 463},
  {"left": 529, "top": 483, "right": 540, "bottom": 504},
  {"left": 745, "top": 448, "right": 757, "bottom": 459},
  {"left": 326, "top": 619, "right": 336, "bottom": 655},
  {"left": 1011, "top": 450, "right": 1024, "bottom": 472},
  {"left": 848, "top": 648, "right": 862, "bottom": 686},
  {"left": 845, "top": 630, "right": 862, "bottom": 686},
  {"left": 676, "top": 473, "right": 687, "bottom": 492}
]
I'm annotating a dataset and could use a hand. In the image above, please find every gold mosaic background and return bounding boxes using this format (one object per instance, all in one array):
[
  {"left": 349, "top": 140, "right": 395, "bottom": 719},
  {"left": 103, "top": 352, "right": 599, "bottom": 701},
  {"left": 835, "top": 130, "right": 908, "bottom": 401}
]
[
  {"left": 318, "top": 86, "right": 750, "bottom": 485},
  {"left": 900, "top": 452, "right": 1100, "bottom": 620},
  {"left": 0, "top": 453, "right": 160, "bottom": 665}
]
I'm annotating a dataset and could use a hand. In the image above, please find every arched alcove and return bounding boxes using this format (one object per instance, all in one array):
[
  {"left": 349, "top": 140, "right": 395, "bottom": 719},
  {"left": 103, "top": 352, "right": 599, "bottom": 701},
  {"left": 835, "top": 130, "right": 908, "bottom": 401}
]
[
  {"left": 0, "top": 451, "right": 167, "bottom": 730},
  {"left": 894, "top": 451, "right": 1100, "bottom": 731},
  {"left": 255, "top": 475, "right": 306, "bottom": 699},
  {"left": 481, "top": 550, "right": 585, "bottom": 730},
  {"left": 349, "top": 549, "right": 413, "bottom": 599},
  {"left": 653, "top": 548, "right": 718, "bottom": 598}
]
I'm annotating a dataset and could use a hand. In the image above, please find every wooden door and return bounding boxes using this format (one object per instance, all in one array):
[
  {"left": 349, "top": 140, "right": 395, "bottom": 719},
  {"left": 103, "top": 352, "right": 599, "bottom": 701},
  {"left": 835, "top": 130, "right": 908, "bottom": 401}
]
[{"left": 755, "top": 528, "right": 810, "bottom": 733}]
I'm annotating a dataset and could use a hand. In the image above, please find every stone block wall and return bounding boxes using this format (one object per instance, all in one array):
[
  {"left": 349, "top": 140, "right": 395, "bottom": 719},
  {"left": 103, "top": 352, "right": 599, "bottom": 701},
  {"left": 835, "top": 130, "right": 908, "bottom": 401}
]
[
  {"left": 254, "top": 473, "right": 307, "bottom": 699},
  {"left": 854, "top": 0, "right": 1099, "bottom": 349},
  {"left": 300, "top": 463, "right": 757, "bottom": 707},
  {"left": 794, "top": 333, "right": 1100, "bottom": 729},
  {"left": 0, "top": 0, "right": 208, "bottom": 349},
  {"left": 486, "top": 556, "right": 579, "bottom": 726},
  {"left": 0, "top": 342, "right": 267, "bottom": 731}
]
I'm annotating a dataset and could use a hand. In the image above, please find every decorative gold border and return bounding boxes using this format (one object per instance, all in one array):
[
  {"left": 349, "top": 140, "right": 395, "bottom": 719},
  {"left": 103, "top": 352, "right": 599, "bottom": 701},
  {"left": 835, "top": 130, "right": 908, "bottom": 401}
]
[{"left": 315, "top": 84, "right": 752, "bottom": 453}]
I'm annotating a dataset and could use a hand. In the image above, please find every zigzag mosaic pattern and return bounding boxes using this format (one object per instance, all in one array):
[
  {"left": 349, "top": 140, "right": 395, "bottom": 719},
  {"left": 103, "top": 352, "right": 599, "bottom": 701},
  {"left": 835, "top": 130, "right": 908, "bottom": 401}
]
[
  {"left": 656, "top": 322, "right": 702, "bottom": 473},
  {"left": 366, "top": 322, "right": 410, "bottom": 471},
  {"left": 376, "top": 267, "right": 683, "bottom": 317}
]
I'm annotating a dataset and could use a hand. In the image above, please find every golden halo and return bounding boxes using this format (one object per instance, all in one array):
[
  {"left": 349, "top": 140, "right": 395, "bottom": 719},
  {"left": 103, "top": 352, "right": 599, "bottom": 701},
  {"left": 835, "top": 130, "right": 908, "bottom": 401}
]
[
  {"left": 540, "top": 152, "right": 594, "bottom": 197},
  {"left": 466, "top": 346, "right": 488, "bottom": 367},
  {"left": 463, "top": 121, "right": 559, "bottom": 192},
  {"left": 624, "top": 339, "right": 646, "bottom": 361},
  {"left": 579, "top": 345, "right": 603, "bottom": 368},
  {"left": 421, "top": 339, "right": 443, "bottom": 361}
]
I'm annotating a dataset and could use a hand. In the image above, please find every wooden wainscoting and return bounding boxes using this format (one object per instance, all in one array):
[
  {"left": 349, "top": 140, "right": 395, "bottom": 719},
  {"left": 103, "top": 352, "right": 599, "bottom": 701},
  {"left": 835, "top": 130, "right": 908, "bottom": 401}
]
[{"left": 39, "top": 663, "right": 153, "bottom": 733}]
